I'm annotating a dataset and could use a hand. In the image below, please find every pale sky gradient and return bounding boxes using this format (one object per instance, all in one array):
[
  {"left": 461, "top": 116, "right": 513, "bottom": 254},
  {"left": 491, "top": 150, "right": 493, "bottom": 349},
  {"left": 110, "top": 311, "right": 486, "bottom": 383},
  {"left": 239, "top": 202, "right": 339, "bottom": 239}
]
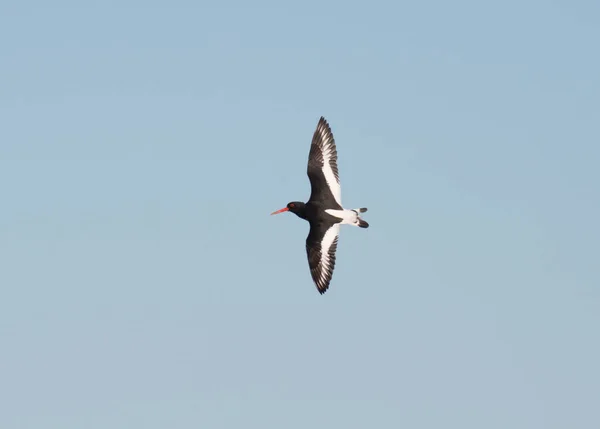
[{"left": 1, "top": 1, "right": 599, "bottom": 428}]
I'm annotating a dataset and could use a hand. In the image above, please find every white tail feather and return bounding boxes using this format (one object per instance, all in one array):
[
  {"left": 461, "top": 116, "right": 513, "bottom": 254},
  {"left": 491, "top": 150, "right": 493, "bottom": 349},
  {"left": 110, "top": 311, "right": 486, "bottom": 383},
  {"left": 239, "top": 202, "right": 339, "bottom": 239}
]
[{"left": 325, "top": 208, "right": 369, "bottom": 228}]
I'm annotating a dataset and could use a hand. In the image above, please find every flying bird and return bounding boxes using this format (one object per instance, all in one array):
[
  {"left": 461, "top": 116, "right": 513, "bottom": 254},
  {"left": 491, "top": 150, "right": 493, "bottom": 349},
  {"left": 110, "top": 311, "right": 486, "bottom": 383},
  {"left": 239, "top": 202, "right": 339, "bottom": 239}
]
[{"left": 271, "top": 117, "right": 369, "bottom": 294}]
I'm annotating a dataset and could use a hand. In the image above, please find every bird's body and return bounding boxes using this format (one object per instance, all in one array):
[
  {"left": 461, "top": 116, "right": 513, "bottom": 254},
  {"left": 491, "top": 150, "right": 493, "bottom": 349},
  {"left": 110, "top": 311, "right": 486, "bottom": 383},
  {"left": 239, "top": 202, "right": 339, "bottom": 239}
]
[{"left": 271, "top": 117, "right": 369, "bottom": 294}]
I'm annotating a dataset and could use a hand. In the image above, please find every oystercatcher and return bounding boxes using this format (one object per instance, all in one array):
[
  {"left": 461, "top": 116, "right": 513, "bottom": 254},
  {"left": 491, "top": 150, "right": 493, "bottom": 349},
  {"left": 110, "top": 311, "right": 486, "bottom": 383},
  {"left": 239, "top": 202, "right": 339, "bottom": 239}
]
[{"left": 271, "top": 117, "right": 369, "bottom": 294}]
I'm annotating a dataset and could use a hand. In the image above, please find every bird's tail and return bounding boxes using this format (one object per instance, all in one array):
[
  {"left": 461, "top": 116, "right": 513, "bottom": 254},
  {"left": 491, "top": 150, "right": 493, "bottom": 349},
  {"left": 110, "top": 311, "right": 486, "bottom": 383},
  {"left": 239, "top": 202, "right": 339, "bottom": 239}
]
[{"left": 352, "top": 208, "right": 369, "bottom": 228}]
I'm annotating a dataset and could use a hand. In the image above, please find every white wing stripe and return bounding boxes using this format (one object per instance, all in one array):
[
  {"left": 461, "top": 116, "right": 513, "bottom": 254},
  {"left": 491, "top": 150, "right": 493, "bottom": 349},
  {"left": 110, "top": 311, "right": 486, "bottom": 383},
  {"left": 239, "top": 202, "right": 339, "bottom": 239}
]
[
  {"left": 319, "top": 224, "right": 340, "bottom": 284},
  {"left": 317, "top": 129, "right": 342, "bottom": 206}
]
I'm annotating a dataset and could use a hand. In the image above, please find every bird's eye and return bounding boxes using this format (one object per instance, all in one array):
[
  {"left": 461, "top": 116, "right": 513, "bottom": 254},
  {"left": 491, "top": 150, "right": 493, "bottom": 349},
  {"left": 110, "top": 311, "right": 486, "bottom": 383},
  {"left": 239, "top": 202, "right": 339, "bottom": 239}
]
[{"left": 289, "top": 203, "right": 295, "bottom": 208}]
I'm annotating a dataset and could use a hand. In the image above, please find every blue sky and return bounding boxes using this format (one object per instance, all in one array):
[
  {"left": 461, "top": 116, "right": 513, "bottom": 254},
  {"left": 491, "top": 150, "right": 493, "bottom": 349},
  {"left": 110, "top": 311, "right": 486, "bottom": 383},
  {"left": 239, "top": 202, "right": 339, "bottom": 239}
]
[{"left": 1, "top": 1, "right": 599, "bottom": 428}]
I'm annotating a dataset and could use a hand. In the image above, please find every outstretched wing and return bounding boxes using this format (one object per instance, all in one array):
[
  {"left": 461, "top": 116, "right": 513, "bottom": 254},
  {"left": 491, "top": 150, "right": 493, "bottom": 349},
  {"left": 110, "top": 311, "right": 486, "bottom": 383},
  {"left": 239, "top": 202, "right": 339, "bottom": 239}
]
[
  {"left": 307, "top": 117, "right": 342, "bottom": 208},
  {"left": 306, "top": 223, "right": 340, "bottom": 294}
]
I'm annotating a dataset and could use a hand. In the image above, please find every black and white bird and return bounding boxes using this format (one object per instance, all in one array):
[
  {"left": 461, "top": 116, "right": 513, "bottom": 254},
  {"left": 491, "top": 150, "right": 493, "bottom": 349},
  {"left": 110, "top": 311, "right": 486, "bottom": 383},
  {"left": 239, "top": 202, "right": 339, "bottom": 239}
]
[{"left": 271, "top": 116, "right": 369, "bottom": 294}]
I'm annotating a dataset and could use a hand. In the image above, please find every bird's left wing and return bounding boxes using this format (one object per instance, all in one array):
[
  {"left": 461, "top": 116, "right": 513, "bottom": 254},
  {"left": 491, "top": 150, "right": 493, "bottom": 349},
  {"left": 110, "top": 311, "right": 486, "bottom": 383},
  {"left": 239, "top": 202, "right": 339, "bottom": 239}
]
[{"left": 305, "top": 222, "right": 340, "bottom": 294}]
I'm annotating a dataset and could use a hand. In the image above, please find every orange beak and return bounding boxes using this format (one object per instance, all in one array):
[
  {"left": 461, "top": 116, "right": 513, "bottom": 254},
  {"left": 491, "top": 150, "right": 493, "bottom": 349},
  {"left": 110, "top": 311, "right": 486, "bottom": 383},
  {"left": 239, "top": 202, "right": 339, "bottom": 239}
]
[{"left": 270, "top": 207, "right": 289, "bottom": 215}]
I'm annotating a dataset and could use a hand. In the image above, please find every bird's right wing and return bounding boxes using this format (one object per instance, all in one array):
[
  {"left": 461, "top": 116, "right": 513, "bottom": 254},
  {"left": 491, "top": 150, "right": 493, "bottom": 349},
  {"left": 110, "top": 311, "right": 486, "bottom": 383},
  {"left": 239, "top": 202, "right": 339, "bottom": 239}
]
[{"left": 307, "top": 117, "right": 342, "bottom": 208}]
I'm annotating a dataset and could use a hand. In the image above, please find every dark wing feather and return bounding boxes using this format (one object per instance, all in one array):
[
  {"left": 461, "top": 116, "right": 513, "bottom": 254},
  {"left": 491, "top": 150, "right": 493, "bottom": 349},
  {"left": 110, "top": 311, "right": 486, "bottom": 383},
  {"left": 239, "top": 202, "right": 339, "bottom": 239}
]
[
  {"left": 306, "top": 223, "right": 340, "bottom": 294},
  {"left": 306, "top": 117, "right": 342, "bottom": 209}
]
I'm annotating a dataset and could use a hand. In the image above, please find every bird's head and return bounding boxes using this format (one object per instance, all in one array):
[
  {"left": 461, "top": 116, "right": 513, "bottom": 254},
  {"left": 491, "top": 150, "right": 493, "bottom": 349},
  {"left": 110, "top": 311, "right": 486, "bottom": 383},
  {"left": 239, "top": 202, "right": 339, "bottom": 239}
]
[{"left": 271, "top": 201, "right": 306, "bottom": 219}]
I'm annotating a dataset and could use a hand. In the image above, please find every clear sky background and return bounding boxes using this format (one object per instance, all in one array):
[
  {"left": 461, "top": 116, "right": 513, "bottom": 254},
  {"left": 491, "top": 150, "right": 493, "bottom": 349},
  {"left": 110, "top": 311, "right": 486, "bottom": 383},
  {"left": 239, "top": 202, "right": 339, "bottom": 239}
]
[{"left": 1, "top": 1, "right": 599, "bottom": 428}]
